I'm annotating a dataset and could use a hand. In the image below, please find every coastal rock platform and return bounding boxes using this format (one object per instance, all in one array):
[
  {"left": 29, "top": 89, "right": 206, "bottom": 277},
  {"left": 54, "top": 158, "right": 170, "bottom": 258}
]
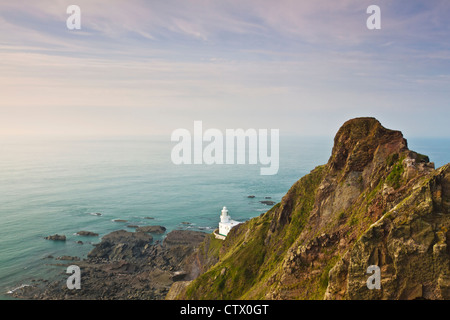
[{"left": 11, "top": 228, "right": 207, "bottom": 300}]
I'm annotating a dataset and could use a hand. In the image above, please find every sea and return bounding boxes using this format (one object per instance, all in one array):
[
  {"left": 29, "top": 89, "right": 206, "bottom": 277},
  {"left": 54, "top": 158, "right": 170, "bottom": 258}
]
[{"left": 0, "top": 135, "right": 449, "bottom": 299}]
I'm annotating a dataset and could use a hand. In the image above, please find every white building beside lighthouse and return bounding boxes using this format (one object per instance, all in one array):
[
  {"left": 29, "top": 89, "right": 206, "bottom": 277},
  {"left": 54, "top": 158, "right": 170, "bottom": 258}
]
[{"left": 218, "top": 206, "right": 241, "bottom": 238}]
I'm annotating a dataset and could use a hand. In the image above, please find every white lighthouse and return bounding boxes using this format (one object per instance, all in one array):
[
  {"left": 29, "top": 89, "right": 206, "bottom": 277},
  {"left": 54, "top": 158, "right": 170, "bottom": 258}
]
[{"left": 218, "top": 206, "right": 241, "bottom": 237}]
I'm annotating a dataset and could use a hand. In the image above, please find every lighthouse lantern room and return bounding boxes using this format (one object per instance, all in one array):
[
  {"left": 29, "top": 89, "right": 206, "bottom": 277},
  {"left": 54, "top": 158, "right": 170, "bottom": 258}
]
[{"left": 218, "top": 206, "right": 241, "bottom": 237}]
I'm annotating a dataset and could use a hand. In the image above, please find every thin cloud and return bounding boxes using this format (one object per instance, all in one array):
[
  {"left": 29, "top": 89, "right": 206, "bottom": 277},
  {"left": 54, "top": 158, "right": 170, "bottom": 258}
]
[{"left": 0, "top": 1, "right": 449, "bottom": 137}]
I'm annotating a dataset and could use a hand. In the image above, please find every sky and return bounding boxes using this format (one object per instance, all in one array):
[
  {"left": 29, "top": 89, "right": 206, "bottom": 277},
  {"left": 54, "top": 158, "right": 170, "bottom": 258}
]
[{"left": 1, "top": 0, "right": 450, "bottom": 138}]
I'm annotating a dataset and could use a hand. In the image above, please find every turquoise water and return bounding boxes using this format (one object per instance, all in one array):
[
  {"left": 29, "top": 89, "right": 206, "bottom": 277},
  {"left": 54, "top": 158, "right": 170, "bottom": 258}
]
[{"left": 0, "top": 135, "right": 449, "bottom": 299}]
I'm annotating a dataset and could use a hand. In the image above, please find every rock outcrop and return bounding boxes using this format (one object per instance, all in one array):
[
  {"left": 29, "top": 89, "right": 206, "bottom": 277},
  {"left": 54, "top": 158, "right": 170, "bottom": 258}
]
[
  {"left": 325, "top": 163, "right": 450, "bottom": 299},
  {"left": 44, "top": 234, "right": 66, "bottom": 241},
  {"left": 172, "top": 117, "right": 450, "bottom": 300},
  {"left": 13, "top": 229, "right": 207, "bottom": 300},
  {"left": 135, "top": 225, "right": 166, "bottom": 234},
  {"left": 87, "top": 229, "right": 153, "bottom": 261},
  {"left": 76, "top": 231, "right": 99, "bottom": 236},
  {"left": 163, "top": 230, "right": 208, "bottom": 248}
]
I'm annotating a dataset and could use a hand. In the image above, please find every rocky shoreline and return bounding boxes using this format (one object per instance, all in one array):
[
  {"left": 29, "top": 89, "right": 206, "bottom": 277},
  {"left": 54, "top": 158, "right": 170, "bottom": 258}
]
[{"left": 11, "top": 227, "right": 207, "bottom": 300}]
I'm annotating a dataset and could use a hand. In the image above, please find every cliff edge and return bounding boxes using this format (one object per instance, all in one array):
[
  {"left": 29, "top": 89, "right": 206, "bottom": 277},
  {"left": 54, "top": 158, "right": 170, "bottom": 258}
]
[{"left": 170, "top": 117, "right": 450, "bottom": 300}]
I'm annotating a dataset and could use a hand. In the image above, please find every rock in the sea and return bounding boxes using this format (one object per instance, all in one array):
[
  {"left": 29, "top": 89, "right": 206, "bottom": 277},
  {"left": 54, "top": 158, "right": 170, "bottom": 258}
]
[
  {"left": 136, "top": 225, "right": 166, "bottom": 234},
  {"left": 76, "top": 231, "right": 99, "bottom": 236},
  {"left": 260, "top": 200, "right": 275, "bottom": 205},
  {"left": 247, "top": 195, "right": 255, "bottom": 198},
  {"left": 44, "top": 234, "right": 66, "bottom": 241}
]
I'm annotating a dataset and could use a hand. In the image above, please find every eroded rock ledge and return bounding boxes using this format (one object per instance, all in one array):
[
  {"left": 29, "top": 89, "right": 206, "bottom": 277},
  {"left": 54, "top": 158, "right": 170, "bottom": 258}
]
[{"left": 12, "top": 229, "right": 206, "bottom": 300}]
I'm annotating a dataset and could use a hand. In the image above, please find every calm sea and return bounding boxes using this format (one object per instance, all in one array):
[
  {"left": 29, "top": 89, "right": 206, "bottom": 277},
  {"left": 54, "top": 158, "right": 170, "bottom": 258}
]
[{"left": 0, "top": 135, "right": 448, "bottom": 299}]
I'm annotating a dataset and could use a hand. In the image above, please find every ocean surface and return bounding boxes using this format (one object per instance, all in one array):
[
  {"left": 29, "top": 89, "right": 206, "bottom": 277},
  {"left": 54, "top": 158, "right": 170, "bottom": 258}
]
[{"left": 0, "top": 135, "right": 449, "bottom": 299}]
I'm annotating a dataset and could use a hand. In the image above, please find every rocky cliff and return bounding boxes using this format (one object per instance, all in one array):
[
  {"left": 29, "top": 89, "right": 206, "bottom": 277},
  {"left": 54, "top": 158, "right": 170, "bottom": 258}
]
[{"left": 171, "top": 117, "right": 450, "bottom": 300}]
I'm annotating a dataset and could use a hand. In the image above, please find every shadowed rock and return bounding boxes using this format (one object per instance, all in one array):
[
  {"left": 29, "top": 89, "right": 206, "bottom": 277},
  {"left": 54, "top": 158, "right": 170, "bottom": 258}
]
[
  {"left": 12, "top": 229, "right": 208, "bottom": 300},
  {"left": 76, "top": 231, "right": 99, "bottom": 236},
  {"left": 44, "top": 234, "right": 66, "bottom": 241}
]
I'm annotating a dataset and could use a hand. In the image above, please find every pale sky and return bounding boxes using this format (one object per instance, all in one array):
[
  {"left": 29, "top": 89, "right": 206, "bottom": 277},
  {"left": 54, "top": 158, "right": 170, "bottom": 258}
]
[{"left": 1, "top": 0, "right": 449, "bottom": 138}]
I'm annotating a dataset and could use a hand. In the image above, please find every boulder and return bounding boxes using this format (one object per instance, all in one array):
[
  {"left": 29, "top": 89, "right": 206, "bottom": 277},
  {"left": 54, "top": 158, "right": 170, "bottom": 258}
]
[
  {"left": 44, "top": 234, "right": 66, "bottom": 241},
  {"left": 171, "top": 271, "right": 188, "bottom": 282},
  {"left": 76, "top": 231, "right": 99, "bottom": 236}
]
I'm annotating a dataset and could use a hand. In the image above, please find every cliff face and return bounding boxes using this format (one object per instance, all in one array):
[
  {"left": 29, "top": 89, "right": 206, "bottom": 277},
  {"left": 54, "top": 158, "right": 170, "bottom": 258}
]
[{"left": 172, "top": 117, "right": 450, "bottom": 300}]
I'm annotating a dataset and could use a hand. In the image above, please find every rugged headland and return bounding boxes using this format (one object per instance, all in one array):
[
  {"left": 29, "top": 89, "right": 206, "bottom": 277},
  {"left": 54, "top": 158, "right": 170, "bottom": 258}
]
[
  {"left": 12, "top": 117, "right": 450, "bottom": 300},
  {"left": 169, "top": 117, "right": 450, "bottom": 300}
]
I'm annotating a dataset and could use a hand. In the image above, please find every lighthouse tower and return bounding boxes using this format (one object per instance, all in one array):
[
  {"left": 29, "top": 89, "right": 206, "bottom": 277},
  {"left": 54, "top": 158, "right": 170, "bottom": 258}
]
[
  {"left": 218, "top": 206, "right": 241, "bottom": 237},
  {"left": 220, "top": 206, "right": 230, "bottom": 223}
]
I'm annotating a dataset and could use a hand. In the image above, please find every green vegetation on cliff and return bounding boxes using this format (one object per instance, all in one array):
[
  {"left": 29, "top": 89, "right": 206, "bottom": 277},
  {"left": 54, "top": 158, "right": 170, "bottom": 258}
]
[
  {"left": 170, "top": 117, "right": 450, "bottom": 300},
  {"left": 184, "top": 164, "right": 326, "bottom": 299}
]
